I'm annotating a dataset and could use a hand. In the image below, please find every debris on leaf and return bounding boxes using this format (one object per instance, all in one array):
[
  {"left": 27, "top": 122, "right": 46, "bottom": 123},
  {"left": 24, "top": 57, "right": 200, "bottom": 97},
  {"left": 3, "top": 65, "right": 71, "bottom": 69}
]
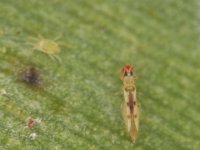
[
  {"left": 29, "top": 133, "right": 37, "bottom": 140},
  {"left": 20, "top": 66, "right": 41, "bottom": 86}
]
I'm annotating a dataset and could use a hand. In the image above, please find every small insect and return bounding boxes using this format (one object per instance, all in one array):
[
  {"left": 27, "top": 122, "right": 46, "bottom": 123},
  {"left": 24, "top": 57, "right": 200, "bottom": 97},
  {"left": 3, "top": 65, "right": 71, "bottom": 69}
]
[
  {"left": 26, "top": 117, "right": 41, "bottom": 129},
  {"left": 30, "top": 35, "right": 62, "bottom": 63},
  {"left": 120, "top": 64, "right": 139, "bottom": 143}
]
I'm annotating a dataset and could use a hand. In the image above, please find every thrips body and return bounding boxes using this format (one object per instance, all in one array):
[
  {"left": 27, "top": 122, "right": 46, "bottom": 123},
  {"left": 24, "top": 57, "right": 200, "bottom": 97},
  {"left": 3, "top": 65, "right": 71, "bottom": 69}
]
[{"left": 120, "top": 64, "right": 139, "bottom": 143}]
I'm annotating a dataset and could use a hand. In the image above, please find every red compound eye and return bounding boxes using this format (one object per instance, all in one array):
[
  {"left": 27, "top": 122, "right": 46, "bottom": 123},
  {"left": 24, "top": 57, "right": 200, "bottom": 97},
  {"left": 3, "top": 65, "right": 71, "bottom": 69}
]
[{"left": 120, "top": 64, "right": 134, "bottom": 77}]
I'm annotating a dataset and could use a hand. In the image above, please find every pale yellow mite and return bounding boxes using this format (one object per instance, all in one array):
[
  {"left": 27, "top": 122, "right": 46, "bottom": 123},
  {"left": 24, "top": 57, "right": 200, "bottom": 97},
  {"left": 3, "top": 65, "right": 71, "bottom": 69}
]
[
  {"left": 120, "top": 64, "right": 139, "bottom": 143},
  {"left": 34, "top": 38, "right": 60, "bottom": 54},
  {"left": 30, "top": 35, "right": 61, "bottom": 62}
]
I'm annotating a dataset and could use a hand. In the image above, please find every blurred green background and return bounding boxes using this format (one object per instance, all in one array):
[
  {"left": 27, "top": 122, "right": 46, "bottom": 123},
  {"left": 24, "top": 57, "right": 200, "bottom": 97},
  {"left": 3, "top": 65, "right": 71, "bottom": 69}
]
[{"left": 0, "top": 0, "right": 199, "bottom": 149}]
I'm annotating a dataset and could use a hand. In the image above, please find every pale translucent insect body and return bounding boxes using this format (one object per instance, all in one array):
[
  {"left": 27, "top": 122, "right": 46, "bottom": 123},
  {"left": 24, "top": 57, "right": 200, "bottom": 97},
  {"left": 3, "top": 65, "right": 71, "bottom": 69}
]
[
  {"left": 30, "top": 35, "right": 62, "bottom": 63},
  {"left": 121, "top": 64, "right": 139, "bottom": 143}
]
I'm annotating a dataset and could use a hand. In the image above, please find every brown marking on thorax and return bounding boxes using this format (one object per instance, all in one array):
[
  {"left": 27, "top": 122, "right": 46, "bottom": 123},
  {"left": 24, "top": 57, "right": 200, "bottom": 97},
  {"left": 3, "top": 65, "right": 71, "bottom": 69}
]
[{"left": 127, "top": 90, "right": 135, "bottom": 114}]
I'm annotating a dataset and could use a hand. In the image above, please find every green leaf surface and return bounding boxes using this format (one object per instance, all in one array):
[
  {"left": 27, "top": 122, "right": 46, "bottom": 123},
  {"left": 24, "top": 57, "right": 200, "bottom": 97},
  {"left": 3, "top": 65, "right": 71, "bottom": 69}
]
[{"left": 0, "top": 0, "right": 199, "bottom": 149}]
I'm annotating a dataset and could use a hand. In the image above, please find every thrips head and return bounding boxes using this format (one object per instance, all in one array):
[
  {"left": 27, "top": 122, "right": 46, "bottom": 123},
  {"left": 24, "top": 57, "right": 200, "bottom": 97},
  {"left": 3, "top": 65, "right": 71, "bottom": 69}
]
[{"left": 120, "top": 64, "right": 134, "bottom": 78}]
